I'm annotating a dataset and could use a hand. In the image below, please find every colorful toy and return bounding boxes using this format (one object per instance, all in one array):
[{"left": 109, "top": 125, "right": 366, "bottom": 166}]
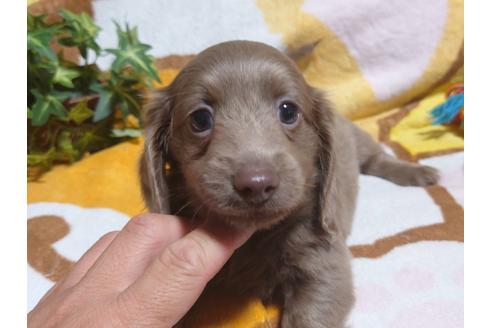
[{"left": 431, "top": 83, "right": 464, "bottom": 128}]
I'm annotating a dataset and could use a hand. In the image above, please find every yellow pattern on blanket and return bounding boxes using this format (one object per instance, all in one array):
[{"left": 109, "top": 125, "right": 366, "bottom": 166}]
[{"left": 257, "top": 0, "right": 463, "bottom": 119}]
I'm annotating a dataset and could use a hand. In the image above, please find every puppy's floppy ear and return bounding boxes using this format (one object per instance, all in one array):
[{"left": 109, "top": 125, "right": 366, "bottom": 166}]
[
  {"left": 310, "top": 88, "right": 337, "bottom": 237},
  {"left": 139, "top": 88, "right": 173, "bottom": 213}
]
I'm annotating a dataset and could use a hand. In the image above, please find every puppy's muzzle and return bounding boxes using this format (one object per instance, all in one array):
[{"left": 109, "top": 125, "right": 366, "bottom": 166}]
[{"left": 233, "top": 163, "right": 279, "bottom": 204}]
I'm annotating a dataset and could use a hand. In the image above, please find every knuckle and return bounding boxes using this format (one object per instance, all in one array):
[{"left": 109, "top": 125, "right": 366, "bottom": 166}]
[
  {"left": 160, "top": 237, "right": 208, "bottom": 278},
  {"left": 124, "top": 213, "right": 160, "bottom": 240}
]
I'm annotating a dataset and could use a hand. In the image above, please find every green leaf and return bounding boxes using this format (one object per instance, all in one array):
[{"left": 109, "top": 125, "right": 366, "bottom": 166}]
[
  {"left": 107, "top": 23, "right": 160, "bottom": 82},
  {"left": 90, "top": 84, "right": 114, "bottom": 122},
  {"left": 53, "top": 66, "right": 80, "bottom": 88},
  {"left": 28, "top": 13, "right": 48, "bottom": 31},
  {"left": 59, "top": 10, "right": 101, "bottom": 58},
  {"left": 107, "top": 47, "right": 160, "bottom": 81},
  {"left": 68, "top": 101, "right": 93, "bottom": 124},
  {"left": 119, "top": 99, "right": 130, "bottom": 116},
  {"left": 111, "top": 128, "right": 142, "bottom": 138},
  {"left": 60, "top": 10, "right": 100, "bottom": 37},
  {"left": 53, "top": 90, "right": 78, "bottom": 101},
  {"left": 74, "top": 127, "right": 112, "bottom": 152},
  {"left": 78, "top": 12, "right": 100, "bottom": 37},
  {"left": 74, "top": 130, "right": 95, "bottom": 151},
  {"left": 110, "top": 80, "right": 141, "bottom": 118},
  {"left": 30, "top": 90, "right": 68, "bottom": 126},
  {"left": 30, "top": 92, "right": 52, "bottom": 125},
  {"left": 27, "top": 148, "right": 56, "bottom": 168},
  {"left": 27, "top": 26, "right": 59, "bottom": 61},
  {"left": 56, "top": 131, "right": 79, "bottom": 162},
  {"left": 27, "top": 11, "right": 154, "bottom": 172},
  {"left": 36, "top": 60, "right": 59, "bottom": 75}
]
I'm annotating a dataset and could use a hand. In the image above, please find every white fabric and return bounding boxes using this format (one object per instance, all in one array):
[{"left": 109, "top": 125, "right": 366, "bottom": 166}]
[
  {"left": 92, "top": 0, "right": 283, "bottom": 70},
  {"left": 302, "top": 0, "right": 447, "bottom": 100}
]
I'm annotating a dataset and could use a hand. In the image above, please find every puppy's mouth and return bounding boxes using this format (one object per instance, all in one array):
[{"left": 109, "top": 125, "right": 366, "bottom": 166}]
[
  {"left": 214, "top": 203, "right": 292, "bottom": 229},
  {"left": 189, "top": 186, "right": 298, "bottom": 230},
  {"left": 182, "top": 160, "right": 308, "bottom": 229}
]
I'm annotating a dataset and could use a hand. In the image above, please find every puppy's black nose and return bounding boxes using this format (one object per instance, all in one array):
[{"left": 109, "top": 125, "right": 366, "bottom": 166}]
[{"left": 233, "top": 164, "right": 279, "bottom": 203}]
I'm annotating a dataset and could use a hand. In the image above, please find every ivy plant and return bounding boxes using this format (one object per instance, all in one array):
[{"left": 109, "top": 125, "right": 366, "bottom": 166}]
[{"left": 27, "top": 10, "right": 160, "bottom": 178}]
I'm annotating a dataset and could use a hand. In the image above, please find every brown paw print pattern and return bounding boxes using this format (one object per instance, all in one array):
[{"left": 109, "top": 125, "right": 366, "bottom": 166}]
[{"left": 27, "top": 215, "right": 75, "bottom": 282}]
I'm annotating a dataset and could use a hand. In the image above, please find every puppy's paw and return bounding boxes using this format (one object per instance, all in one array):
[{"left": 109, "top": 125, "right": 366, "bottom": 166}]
[{"left": 401, "top": 165, "right": 440, "bottom": 187}]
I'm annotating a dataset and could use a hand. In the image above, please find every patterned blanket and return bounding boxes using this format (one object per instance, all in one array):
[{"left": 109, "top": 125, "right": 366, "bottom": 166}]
[{"left": 28, "top": 0, "right": 464, "bottom": 326}]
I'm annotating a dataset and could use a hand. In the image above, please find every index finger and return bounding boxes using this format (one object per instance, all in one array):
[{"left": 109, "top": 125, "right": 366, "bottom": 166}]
[
  {"left": 79, "top": 213, "right": 191, "bottom": 293},
  {"left": 117, "top": 221, "right": 254, "bottom": 327}
]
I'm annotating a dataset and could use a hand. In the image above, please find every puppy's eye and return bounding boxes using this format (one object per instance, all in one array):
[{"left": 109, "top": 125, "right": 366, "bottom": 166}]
[
  {"left": 278, "top": 101, "right": 300, "bottom": 127},
  {"left": 190, "top": 108, "right": 214, "bottom": 135}
]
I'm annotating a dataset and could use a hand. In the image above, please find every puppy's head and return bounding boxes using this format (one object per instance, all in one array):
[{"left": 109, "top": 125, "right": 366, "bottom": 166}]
[{"left": 140, "top": 41, "right": 334, "bottom": 231}]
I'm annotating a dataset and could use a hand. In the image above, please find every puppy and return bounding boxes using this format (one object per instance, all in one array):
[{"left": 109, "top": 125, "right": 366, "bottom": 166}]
[{"left": 139, "top": 40, "right": 438, "bottom": 327}]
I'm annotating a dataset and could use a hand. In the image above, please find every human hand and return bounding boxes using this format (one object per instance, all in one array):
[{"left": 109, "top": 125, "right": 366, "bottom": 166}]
[{"left": 28, "top": 213, "right": 253, "bottom": 327}]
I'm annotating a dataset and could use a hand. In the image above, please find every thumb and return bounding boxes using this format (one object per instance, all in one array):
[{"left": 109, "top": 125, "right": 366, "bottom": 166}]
[{"left": 117, "top": 221, "right": 254, "bottom": 327}]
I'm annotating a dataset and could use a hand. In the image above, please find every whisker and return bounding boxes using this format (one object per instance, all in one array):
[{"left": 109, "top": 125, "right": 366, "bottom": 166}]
[
  {"left": 174, "top": 199, "right": 195, "bottom": 216},
  {"left": 190, "top": 201, "right": 209, "bottom": 225}
]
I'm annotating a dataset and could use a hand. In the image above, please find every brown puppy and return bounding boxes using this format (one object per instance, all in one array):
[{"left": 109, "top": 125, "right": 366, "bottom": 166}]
[{"left": 139, "top": 40, "right": 438, "bottom": 327}]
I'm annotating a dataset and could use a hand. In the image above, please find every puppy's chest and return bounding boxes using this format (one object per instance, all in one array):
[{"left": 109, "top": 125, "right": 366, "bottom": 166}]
[{"left": 214, "top": 220, "right": 325, "bottom": 300}]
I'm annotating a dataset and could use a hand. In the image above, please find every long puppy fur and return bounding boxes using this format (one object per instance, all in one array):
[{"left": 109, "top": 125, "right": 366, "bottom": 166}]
[{"left": 139, "top": 40, "right": 439, "bottom": 327}]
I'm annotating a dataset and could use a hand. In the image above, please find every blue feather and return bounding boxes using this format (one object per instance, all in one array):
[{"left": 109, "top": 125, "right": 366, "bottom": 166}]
[{"left": 431, "top": 93, "right": 464, "bottom": 125}]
